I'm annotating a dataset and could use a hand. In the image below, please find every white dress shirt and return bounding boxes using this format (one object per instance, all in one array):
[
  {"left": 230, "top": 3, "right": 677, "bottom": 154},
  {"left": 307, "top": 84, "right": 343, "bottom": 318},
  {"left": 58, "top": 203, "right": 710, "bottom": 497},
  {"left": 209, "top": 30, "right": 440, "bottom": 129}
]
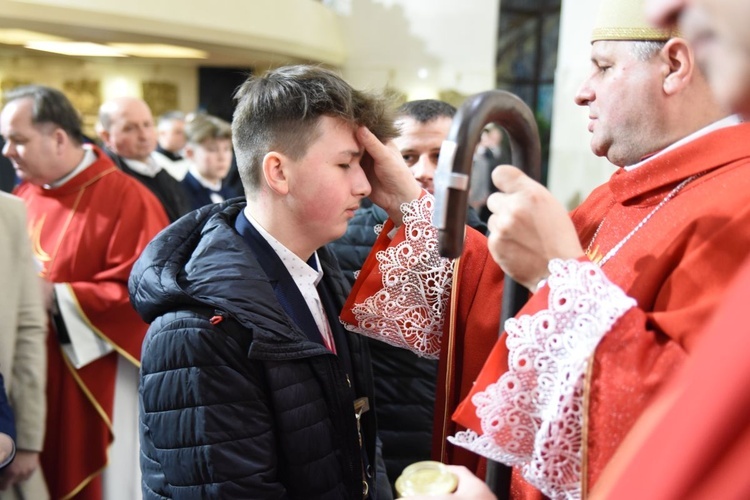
[{"left": 244, "top": 208, "right": 337, "bottom": 353}]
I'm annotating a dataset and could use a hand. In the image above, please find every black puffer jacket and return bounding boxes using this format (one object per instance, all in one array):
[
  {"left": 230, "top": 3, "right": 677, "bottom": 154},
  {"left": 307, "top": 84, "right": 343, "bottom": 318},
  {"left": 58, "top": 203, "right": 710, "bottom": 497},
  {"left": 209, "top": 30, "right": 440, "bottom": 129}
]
[{"left": 130, "top": 200, "right": 384, "bottom": 499}]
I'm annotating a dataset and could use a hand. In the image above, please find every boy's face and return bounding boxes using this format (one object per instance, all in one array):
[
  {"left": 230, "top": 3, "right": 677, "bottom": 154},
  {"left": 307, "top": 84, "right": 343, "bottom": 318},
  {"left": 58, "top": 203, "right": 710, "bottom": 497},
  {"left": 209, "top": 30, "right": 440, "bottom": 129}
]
[
  {"left": 284, "top": 115, "right": 370, "bottom": 247},
  {"left": 187, "top": 138, "right": 233, "bottom": 182}
]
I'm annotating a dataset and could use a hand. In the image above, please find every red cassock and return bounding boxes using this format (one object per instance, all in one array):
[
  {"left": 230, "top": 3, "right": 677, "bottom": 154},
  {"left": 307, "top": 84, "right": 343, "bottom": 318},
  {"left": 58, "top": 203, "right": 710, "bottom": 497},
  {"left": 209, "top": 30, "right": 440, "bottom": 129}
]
[
  {"left": 15, "top": 146, "right": 168, "bottom": 500},
  {"left": 343, "top": 122, "right": 750, "bottom": 498}
]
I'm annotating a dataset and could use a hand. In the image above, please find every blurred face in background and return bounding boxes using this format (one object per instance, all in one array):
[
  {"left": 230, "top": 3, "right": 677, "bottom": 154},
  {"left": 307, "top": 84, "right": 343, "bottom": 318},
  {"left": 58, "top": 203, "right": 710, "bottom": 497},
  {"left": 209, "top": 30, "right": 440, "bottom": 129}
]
[
  {"left": 158, "top": 119, "right": 187, "bottom": 153},
  {"left": 394, "top": 115, "right": 452, "bottom": 194},
  {"left": 100, "top": 99, "right": 157, "bottom": 162},
  {"left": 186, "top": 138, "right": 233, "bottom": 183},
  {"left": 648, "top": 0, "right": 750, "bottom": 115},
  {"left": 681, "top": 0, "right": 750, "bottom": 115}
]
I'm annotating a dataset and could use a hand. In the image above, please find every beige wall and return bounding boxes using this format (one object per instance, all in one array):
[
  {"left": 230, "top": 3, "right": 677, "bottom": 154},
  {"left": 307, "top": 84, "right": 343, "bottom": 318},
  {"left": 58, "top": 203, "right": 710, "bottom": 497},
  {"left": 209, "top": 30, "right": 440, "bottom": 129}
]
[
  {"left": 0, "top": 0, "right": 501, "bottom": 122},
  {"left": 341, "top": 0, "right": 500, "bottom": 102},
  {"left": 0, "top": 50, "right": 198, "bottom": 136},
  {"left": 547, "top": 0, "right": 615, "bottom": 208},
  {"left": 0, "top": 0, "right": 345, "bottom": 65}
]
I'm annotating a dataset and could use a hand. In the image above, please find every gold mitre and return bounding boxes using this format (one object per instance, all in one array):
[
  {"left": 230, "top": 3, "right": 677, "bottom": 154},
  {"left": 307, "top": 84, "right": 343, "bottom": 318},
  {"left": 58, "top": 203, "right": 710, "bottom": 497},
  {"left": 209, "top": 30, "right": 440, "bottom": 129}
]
[{"left": 591, "top": 0, "right": 675, "bottom": 42}]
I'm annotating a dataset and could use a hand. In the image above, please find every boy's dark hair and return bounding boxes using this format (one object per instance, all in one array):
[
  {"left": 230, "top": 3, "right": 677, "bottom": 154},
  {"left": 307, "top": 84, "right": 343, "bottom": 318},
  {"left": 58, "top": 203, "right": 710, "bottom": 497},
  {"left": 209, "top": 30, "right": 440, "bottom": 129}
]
[
  {"left": 232, "top": 65, "right": 399, "bottom": 193},
  {"left": 4, "top": 85, "right": 84, "bottom": 145},
  {"left": 396, "top": 99, "right": 456, "bottom": 124}
]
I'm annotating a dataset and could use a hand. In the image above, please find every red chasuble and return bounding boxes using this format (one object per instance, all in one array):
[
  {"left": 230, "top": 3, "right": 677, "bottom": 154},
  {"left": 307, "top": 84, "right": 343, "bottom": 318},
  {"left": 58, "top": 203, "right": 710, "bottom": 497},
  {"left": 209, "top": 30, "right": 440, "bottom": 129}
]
[
  {"left": 591, "top": 257, "right": 750, "bottom": 500},
  {"left": 343, "top": 122, "right": 750, "bottom": 498},
  {"left": 14, "top": 146, "right": 168, "bottom": 500}
]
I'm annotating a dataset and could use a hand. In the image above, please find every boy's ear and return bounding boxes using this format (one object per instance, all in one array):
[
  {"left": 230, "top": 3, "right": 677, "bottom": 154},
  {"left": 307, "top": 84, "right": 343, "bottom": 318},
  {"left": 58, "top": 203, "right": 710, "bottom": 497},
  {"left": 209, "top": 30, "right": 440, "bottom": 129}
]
[
  {"left": 262, "top": 151, "right": 289, "bottom": 195},
  {"left": 183, "top": 144, "right": 195, "bottom": 160}
]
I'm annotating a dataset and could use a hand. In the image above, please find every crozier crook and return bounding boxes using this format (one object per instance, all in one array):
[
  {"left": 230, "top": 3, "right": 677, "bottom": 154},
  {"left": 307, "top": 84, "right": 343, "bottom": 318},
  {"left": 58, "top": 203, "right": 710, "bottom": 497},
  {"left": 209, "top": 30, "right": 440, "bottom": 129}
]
[{"left": 432, "top": 90, "right": 542, "bottom": 499}]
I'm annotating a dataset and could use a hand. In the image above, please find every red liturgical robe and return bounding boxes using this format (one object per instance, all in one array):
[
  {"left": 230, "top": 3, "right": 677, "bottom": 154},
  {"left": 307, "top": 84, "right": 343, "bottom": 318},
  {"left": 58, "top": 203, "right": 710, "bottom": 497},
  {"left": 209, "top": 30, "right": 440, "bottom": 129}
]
[
  {"left": 14, "top": 146, "right": 168, "bottom": 500},
  {"left": 342, "top": 121, "right": 750, "bottom": 498},
  {"left": 590, "top": 257, "right": 750, "bottom": 500}
]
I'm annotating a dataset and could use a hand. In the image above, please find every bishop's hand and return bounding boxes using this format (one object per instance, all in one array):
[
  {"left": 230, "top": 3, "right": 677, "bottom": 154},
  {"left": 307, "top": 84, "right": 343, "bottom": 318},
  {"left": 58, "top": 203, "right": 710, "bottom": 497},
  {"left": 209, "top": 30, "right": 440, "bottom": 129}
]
[
  {"left": 357, "top": 126, "right": 422, "bottom": 227},
  {"left": 486, "top": 165, "right": 584, "bottom": 291}
]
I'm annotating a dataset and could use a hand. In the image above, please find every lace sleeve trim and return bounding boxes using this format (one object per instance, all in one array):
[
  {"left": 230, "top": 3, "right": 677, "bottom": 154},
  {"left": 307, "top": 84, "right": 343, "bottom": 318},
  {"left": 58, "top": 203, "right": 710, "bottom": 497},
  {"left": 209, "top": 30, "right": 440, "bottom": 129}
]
[
  {"left": 344, "top": 195, "right": 453, "bottom": 359},
  {"left": 448, "top": 259, "right": 636, "bottom": 500}
]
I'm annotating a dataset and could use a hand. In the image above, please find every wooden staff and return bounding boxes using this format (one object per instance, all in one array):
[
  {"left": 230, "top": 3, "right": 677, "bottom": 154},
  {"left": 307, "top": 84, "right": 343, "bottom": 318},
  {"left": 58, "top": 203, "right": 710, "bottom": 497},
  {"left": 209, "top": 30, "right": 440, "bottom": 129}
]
[{"left": 432, "top": 90, "right": 542, "bottom": 500}]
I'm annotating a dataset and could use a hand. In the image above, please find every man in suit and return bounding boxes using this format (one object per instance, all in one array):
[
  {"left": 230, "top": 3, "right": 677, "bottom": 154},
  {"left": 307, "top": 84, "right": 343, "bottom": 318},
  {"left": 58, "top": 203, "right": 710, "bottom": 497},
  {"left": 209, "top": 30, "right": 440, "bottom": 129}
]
[
  {"left": 0, "top": 192, "right": 47, "bottom": 499},
  {"left": 97, "top": 97, "right": 191, "bottom": 222},
  {"left": 0, "top": 372, "right": 17, "bottom": 473}
]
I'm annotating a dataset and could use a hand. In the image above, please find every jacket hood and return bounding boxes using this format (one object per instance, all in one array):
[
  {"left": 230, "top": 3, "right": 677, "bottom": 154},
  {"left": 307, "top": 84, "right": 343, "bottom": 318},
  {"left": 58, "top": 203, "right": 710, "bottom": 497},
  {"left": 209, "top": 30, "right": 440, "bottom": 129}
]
[{"left": 129, "top": 200, "right": 302, "bottom": 342}]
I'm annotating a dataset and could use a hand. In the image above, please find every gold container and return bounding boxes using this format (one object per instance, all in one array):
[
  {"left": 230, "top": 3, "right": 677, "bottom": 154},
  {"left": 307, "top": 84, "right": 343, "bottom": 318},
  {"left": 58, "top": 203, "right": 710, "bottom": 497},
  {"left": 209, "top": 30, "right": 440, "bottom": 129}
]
[{"left": 394, "top": 461, "right": 459, "bottom": 497}]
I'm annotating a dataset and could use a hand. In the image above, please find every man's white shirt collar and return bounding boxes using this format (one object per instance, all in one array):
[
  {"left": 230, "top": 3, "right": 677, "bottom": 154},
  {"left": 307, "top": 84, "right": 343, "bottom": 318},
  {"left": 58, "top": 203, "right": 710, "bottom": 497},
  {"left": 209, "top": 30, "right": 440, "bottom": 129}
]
[
  {"left": 122, "top": 153, "right": 162, "bottom": 178},
  {"left": 45, "top": 144, "right": 97, "bottom": 189}
]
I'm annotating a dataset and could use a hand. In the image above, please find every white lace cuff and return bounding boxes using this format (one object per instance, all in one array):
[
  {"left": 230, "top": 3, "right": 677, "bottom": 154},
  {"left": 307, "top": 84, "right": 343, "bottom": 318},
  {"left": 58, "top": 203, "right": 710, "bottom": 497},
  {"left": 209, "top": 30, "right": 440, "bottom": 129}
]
[
  {"left": 345, "top": 195, "right": 453, "bottom": 359},
  {"left": 448, "top": 258, "right": 636, "bottom": 500}
]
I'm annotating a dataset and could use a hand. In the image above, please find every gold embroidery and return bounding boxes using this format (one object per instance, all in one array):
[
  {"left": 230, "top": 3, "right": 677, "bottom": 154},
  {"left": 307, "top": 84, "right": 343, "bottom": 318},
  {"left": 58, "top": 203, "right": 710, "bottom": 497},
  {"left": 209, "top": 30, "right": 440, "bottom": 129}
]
[
  {"left": 586, "top": 245, "right": 605, "bottom": 265},
  {"left": 30, "top": 214, "right": 51, "bottom": 265}
]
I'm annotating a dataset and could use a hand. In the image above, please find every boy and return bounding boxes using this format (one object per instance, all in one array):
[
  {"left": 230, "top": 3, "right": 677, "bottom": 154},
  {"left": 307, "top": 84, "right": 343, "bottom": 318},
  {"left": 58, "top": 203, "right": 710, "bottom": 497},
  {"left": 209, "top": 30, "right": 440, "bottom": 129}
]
[
  {"left": 131, "top": 65, "right": 416, "bottom": 499},
  {"left": 180, "top": 113, "right": 239, "bottom": 210}
]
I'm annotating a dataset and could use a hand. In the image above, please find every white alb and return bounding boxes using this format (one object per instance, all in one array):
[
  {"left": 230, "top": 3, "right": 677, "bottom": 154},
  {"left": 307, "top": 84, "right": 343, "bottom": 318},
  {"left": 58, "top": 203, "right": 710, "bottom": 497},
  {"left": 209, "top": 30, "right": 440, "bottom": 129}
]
[{"left": 448, "top": 259, "right": 636, "bottom": 500}]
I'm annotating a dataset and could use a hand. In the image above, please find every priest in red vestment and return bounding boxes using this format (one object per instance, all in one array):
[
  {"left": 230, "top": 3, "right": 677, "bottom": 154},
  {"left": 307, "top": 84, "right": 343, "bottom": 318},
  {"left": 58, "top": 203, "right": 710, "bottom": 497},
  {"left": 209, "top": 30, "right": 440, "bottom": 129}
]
[
  {"left": 1, "top": 86, "right": 169, "bottom": 500},
  {"left": 341, "top": 0, "right": 750, "bottom": 497}
]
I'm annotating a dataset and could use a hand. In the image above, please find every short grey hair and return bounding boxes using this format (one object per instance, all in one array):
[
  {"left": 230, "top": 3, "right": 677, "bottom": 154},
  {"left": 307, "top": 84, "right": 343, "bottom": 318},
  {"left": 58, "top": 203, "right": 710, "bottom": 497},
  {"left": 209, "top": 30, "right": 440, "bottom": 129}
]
[{"left": 630, "top": 40, "right": 667, "bottom": 61}]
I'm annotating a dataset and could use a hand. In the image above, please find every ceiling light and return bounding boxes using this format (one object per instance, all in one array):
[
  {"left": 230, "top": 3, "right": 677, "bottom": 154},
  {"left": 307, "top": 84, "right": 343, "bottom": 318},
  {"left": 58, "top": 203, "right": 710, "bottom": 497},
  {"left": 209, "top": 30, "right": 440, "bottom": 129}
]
[
  {"left": 24, "top": 41, "right": 127, "bottom": 57},
  {"left": 0, "top": 29, "right": 69, "bottom": 46},
  {"left": 24, "top": 42, "right": 128, "bottom": 57},
  {"left": 108, "top": 43, "right": 208, "bottom": 59}
]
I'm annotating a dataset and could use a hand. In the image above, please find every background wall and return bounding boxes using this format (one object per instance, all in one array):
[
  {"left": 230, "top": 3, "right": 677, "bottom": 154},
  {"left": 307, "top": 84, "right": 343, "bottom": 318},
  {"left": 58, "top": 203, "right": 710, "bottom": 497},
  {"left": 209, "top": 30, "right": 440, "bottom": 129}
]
[
  {"left": 0, "top": 0, "right": 611, "bottom": 208},
  {"left": 547, "top": 0, "right": 613, "bottom": 208},
  {"left": 0, "top": 52, "right": 198, "bottom": 136},
  {"left": 341, "top": 0, "right": 500, "bottom": 101}
]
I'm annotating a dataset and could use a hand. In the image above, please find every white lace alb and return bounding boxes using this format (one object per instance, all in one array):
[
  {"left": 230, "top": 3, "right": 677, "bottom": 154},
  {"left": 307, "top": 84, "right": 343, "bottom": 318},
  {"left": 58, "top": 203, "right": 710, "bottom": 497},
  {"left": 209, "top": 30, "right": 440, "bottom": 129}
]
[
  {"left": 345, "top": 195, "right": 453, "bottom": 358},
  {"left": 448, "top": 259, "right": 636, "bottom": 500}
]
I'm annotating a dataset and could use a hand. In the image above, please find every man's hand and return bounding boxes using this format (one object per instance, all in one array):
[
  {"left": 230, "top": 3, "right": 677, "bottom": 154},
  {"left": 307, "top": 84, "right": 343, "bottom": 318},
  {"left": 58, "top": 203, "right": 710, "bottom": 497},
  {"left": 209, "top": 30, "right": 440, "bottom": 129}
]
[
  {"left": 486, "top": 165, "right": 584, "bottom": 291},
  {"left": 0, "top": 451, "right": 39, "bottom": 490},
  {"left": 357, "top": 126, "right": 422, "bottom": 226}
]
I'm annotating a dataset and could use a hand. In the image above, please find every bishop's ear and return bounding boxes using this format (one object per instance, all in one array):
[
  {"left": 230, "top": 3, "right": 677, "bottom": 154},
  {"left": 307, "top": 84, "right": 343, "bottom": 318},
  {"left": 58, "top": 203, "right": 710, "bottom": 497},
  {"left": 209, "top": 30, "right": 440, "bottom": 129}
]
[{"left": 662, "top": 37, "right": 694, "bottom": 95}]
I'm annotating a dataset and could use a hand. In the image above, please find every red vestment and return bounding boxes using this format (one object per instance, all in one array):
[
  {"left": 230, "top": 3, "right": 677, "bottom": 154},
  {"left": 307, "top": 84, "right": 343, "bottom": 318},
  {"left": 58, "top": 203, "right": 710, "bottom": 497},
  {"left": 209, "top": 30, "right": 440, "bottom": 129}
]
[
  {"left": 15, "top": 146, "right": 168, "bottom": 500},
  {"left": 590, "top": 257, "right": 750, "bottom": 500},
  {"left": 343, "top": 122, "right": 750, "bottom": 498}
]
